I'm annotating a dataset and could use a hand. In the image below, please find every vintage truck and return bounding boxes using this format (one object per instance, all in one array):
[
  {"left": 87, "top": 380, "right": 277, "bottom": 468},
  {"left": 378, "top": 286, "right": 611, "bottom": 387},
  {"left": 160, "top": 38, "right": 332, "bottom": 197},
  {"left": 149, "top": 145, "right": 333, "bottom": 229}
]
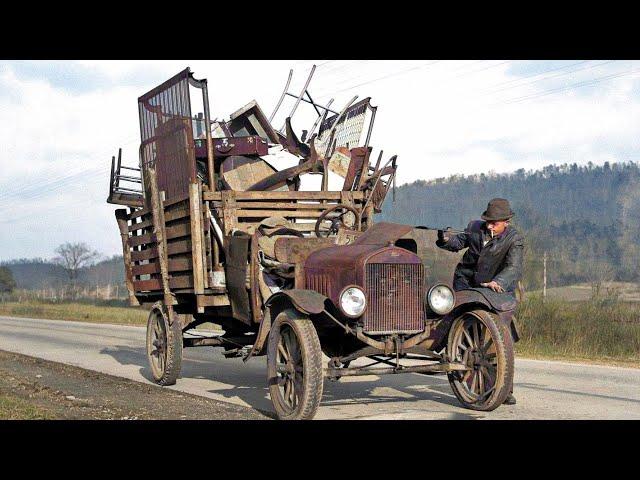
[{"left": 107, "top": 66, "right": 514, "bottom": 419}]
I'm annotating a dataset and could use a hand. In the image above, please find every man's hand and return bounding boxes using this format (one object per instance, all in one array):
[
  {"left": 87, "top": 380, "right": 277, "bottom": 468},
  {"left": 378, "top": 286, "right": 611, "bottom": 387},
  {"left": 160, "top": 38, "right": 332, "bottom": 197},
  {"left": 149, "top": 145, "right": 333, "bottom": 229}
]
[{"left": 480, "top": 280, "right": 505, "bottom": 293}]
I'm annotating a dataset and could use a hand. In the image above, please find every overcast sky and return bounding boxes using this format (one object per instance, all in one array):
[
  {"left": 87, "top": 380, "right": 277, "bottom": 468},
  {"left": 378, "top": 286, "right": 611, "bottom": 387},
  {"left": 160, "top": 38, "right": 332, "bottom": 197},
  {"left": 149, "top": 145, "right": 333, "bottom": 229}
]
[{"left": 1, "top": 59, "right": 639, "bottom": 261}]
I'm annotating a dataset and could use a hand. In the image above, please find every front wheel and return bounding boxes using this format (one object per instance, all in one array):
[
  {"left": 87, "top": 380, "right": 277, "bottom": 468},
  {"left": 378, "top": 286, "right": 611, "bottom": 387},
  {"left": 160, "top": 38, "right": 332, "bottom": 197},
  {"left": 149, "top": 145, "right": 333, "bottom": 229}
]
[
  {"left": 146, "top": 302, "right": 183, "bottom": 386},
  {"left": 267, "top": 309, "right": 324, "bottom": 420},
  {"left": 446, "top": 309, "right": 513, "bottom": 411}
]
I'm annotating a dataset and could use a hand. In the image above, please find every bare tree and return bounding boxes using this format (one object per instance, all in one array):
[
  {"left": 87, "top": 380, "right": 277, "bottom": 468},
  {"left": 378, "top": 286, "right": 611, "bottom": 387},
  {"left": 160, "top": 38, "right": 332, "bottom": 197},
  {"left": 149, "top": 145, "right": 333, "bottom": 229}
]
[
  {"left": 586, "top": 260, "right": 615, "bottom": 299},
  {"left": 53, "top": 243, "right": 100, "bottom": 287}
]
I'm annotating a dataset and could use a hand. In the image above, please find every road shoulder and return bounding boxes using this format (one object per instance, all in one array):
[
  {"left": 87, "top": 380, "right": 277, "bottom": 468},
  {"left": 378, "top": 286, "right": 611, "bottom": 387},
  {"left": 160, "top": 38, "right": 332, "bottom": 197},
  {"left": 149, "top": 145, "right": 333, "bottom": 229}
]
[{"left": 0, "top": 349, "right": 269, "bottom": 420}]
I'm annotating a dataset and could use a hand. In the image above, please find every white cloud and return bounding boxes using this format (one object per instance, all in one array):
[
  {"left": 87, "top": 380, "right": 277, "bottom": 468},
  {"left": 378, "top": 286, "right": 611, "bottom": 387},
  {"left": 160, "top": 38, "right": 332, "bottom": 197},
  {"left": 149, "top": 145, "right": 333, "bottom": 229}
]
[{"left": 1, "top": 60, "right": 639, "bottom": 260}]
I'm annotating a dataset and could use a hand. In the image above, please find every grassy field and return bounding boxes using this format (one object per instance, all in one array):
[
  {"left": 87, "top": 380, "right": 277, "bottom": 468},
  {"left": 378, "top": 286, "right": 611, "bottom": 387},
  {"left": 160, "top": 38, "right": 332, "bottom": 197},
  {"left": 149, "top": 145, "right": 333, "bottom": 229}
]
[
  {"left": 529, "top": 281, "right": 640, "bottom": 303},
  {"left": 514, "top": 295, "right": 640, "bottom": 366},
  {"left": 0, "top": 300, "right": 148, "bottom": 325}
]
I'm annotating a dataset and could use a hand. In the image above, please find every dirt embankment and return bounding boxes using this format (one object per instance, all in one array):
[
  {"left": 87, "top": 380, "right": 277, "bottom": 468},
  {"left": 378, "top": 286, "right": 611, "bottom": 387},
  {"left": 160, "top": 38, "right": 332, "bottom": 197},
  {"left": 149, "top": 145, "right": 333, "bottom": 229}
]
[{"left": 0, "top": 350, "right": 269, "bottom": 420}]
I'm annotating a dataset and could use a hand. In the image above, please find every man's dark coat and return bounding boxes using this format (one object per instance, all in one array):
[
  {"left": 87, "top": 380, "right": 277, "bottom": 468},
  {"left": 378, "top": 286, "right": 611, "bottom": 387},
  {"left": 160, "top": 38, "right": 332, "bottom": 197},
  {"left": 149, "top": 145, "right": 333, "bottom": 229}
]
[{"left": 436, "top": 220, "right": 524, "bottom": 295}]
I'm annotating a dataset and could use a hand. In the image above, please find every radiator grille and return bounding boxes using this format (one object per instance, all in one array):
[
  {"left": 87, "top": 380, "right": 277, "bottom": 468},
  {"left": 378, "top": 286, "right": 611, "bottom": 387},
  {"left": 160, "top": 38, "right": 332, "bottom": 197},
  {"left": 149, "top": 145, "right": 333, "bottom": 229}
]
[
  {"left": 306, "top": 273, "right": 331, "bottom": 297},
  {"left": 363, "top": 263, "right": 425, "bottom": 334}
]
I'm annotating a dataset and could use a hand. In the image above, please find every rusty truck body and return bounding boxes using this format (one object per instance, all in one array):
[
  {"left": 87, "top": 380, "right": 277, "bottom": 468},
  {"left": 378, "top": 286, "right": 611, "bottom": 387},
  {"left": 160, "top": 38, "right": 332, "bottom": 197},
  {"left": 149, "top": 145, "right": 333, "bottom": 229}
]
[{"left": 107, "top": 66, "right": 515, "bottom": 419}]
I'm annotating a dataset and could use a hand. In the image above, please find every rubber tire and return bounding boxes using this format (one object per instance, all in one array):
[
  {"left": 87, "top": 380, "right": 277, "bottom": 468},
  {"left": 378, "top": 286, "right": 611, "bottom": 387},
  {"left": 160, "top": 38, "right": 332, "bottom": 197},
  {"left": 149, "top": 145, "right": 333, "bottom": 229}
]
[
  {"left": 267, "top": 309, "right": 324, "bottom": 420},
  {"left": 146, "top": 302, "right": 183, "bottom": 386},
  {"left": 446, "top": 309, "right": 514, "bottom": 411}
]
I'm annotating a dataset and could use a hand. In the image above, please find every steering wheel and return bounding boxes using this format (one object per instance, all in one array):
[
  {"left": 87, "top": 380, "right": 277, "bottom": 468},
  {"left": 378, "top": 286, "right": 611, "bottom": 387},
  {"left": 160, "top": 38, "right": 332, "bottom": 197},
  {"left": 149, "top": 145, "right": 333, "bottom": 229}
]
[{"left": 314, "top": 204, "right": 360, "bottom": 238}]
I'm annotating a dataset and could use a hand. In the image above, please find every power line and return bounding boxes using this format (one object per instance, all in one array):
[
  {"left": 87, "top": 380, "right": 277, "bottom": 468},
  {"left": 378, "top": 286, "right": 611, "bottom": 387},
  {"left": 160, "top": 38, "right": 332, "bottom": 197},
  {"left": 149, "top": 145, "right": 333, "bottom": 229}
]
[
  {"left": 480, "top": 60, "right": 591, "bottom": 93},
  {"left": 498, "top": 64, "right": 640, "bottom": 105},
  {"left": 482, "top": 60, "right": 617, "bottom": 101},
  {"left": 315, "top": 60, "right": 442, "bottom": 99}
]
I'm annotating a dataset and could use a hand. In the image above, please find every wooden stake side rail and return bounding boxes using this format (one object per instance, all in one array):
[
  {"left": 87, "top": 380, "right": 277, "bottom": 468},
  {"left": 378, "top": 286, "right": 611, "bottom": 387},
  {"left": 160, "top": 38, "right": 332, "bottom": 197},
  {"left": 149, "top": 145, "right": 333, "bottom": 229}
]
[
  {"left": 233, "top": 209, "right": 336, "bottom": 218},
  {"left": 203, "top": 191, "right": 365, "bottom": 201},
  {"left": 121, "top": 189, "right": 368, "bottom": 300},
  {"left": 125, "top": 194, "right": 207, "bottom": 296},
  {"left": 207, "top": 190, "right": 366, "bottom": 236}
]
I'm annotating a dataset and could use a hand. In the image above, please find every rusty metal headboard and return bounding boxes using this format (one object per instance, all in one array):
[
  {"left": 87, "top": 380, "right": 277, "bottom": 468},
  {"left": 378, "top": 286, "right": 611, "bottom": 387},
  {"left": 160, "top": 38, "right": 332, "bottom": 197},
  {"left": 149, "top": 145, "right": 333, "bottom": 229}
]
[{"left": 138, "top": 68, "right": 196, "bottom": 202}]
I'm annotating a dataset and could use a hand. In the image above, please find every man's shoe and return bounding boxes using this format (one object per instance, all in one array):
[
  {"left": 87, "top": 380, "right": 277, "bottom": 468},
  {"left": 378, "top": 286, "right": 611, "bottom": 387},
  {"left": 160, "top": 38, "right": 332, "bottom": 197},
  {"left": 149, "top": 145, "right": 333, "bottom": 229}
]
[{"left": 503, "top": 393, "right": 516, "bottom": 405}]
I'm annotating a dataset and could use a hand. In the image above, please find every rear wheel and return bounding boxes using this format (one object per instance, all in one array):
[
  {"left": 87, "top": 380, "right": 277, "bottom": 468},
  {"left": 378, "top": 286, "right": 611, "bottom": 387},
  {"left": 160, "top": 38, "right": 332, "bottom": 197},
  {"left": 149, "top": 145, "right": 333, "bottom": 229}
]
[
  {"left": 146, "top": 302, "right": 182, "bottom": 386},
  {"left": 447, "top": 309, "right": 513, "bottom": 411},
  {"left": 267, "top": 309, "right": 323, "bottom": 420}
]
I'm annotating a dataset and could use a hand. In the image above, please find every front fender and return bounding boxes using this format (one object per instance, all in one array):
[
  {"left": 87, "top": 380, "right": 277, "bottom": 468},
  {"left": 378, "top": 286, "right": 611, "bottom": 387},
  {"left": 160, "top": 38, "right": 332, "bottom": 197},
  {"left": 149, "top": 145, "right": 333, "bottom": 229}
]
[
  {"left": 244, "top": 290, "right": 330, "bottom": 362},
  {"left": 429, "top": 290, "right": 519, "bottom": 352},
  {"left": 264, "top": 289, "right": 328, "bottom": 315},
  {"left": 450, "top": 290, "right": 519, "bottom": 342}
]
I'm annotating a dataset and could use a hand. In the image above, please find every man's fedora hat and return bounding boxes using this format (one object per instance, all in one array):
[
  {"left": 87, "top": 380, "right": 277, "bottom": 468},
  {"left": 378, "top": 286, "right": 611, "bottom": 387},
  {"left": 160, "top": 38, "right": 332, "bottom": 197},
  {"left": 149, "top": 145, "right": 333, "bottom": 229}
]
[{"left": 481, "top": 198, "right": 514, "bottom": 222}]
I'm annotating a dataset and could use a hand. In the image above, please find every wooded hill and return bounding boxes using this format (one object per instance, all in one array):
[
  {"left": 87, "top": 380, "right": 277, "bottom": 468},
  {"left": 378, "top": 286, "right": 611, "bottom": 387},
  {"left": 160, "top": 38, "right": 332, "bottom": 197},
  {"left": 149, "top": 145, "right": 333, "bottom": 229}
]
[
  {"left": 378, "top": 161, "right": 640, "bottom": 289},
  {"left": 3, "top": 162, "right": 639, "bottom": 293}
]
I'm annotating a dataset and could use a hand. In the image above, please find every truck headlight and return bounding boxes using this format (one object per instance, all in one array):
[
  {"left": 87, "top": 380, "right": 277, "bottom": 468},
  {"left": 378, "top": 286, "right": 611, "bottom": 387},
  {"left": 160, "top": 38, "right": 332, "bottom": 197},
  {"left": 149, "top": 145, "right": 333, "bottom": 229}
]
[
  {"left": 427, "top": 284, "right": 455, "bottom": 315},
  {"left": 339, "top": 286, "right": 366, "bottom": 317}
]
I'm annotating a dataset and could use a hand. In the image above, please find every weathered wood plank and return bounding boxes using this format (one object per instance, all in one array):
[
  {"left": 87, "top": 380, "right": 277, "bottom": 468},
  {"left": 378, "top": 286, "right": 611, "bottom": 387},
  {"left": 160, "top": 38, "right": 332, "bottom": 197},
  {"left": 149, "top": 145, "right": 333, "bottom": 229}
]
[
  {"left": 204, "top": 191, "right": 365, "bottom": 201},
  {"left": 163, "top": 193, "right": 190, "bottom": 208},
  {"left": 165, "top": 223, "right": 191, "bottom": 240},
  {"left": 230, "top": 201, "right": 340, "bottom": 210},
  {"left": 169, "top": 275, "right": 194, "bottom": 289},
  {"left": 235, "top": 221, "right": 321, "bottom": 232},
  {"left": 131, "top": 247, "right": 158, "bottom": 262},
  {"left": 116, "top": 209, "right": 139, "bottom": 306},
  {"left": 128, "top": 207, "right": 151, "bottom": 220},
  {"left": 128, "top": 217, "right": 154, "bottom": 232},
  {"left": 129, "top": 233, "right": 155, "bottom": 247},
  {"left": 132, "top": 262, "right": 160, "bottom": 276},
  {"left": 235, "top": 209, "right": 328, "bottom": 218},
  {"left": 167, "top": 239, "right": 192, "bottom": 256},
  {"left": 168, "top": 257, "right": 192, "bottom": 272},
  {"left": 190, "top": 182, "right": 205, "bottom": 300},
  {"left": 133, "top": 279, "right": 162, "bottom": 291},
  {"left": 147, "top": 166, "right": 175, "bottom": 306},
  {"left": 164, "top": 207, "right": 190, "bottom": 223}
]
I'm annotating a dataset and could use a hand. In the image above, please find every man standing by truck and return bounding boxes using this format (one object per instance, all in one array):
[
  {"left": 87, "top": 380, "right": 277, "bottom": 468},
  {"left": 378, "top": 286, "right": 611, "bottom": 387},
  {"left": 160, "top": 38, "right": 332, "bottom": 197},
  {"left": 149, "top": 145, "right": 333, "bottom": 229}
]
[{"left": 436, "top": 198, "right": 524, "bottom": 405}]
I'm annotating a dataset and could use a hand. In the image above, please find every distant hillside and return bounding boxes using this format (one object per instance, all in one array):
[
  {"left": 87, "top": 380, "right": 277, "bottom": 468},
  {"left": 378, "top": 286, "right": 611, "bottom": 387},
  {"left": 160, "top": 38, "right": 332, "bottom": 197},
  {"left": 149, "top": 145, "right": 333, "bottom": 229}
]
[
  {"left": 1, "top": 256, "right": 125, "bottom": 290},
  {"left": 378, "top": 161, "right": 640, "bottom": 289},
  {"left": 4, "top": 162, "right": 640, "bottom": 293}
]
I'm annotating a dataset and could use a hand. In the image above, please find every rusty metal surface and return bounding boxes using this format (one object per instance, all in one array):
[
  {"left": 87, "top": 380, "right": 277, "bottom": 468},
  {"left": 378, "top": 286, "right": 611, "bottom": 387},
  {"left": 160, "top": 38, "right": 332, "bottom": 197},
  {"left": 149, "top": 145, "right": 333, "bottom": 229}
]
[
  {"left": 325, "top": 362, "right": 468, "bottom": 378},
  {"left": 305, "top": 242, "right": 426, "bottom": 332},
  {"left": 224, "top": 233, "right": 252, "bottom": 324},
  {"left": 265, "top": 289, "right": 327, "bottom": 315},
  {"left": 363, "top": 263, "right": 425, "bottom": 334},
  {"left": 138, "top": 68, "right": 195, "bottom": 201},
  {"left": 454, "top": 289, "right": 517, "bottom": 312},
  {"left": 273, "top": 237, "right": 336, "bottom": 264},
  {"left": 194, "top": 136, "right": 268, "bottom": 159},
  {"left": 352, "top": 221, "right": 414, "bottom": 246}
]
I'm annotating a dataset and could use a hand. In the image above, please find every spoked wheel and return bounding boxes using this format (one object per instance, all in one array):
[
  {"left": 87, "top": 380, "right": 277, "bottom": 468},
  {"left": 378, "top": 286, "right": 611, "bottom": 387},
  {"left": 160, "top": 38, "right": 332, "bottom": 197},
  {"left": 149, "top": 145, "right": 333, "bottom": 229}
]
[
  {"left": 146, "top": 302, "right": 182, "bottom": 386},
  {"left": 447, "top": 309, "right": 513, "bottom": 411},
  {"left": 267, "top": 309, "right": 323, "bottom": 420}
]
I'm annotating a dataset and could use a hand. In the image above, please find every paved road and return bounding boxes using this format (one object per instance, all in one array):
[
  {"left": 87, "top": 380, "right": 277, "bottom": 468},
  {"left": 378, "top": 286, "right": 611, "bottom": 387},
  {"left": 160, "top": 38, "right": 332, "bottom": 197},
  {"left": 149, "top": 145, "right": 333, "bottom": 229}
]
[{"left": 1, "top": 315, "right": 639, "bottom": 419}]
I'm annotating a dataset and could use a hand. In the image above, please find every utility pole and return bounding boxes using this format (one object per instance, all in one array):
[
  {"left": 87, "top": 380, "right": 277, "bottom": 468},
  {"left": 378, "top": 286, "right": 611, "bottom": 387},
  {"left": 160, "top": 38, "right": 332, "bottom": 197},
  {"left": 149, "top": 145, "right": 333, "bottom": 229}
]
[{"left": 543, "top": 251, "right": 547, "bottom": 302}]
